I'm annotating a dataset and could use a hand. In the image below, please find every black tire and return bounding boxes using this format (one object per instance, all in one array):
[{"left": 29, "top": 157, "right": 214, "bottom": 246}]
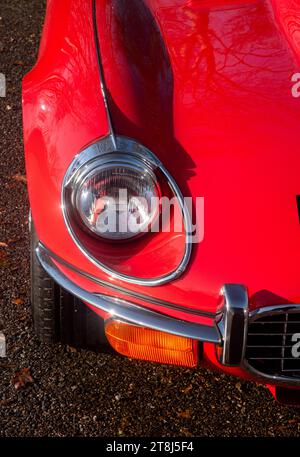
[{"left": 30, "top": 221, "right": 109, "bottom": 351}]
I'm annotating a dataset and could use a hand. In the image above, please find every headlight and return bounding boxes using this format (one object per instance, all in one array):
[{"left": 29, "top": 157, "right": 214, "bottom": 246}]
[
  {"left": 62, "top": 135, "right": 192, "bottom": 286},
  {"left": 73, "top": 155, "right": 161, "bottom": 240}
]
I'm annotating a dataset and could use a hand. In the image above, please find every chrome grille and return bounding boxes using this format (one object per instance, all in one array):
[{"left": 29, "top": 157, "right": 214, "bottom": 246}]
[{"left": 246, "top": 310, "right": 300, "bottom": 379}]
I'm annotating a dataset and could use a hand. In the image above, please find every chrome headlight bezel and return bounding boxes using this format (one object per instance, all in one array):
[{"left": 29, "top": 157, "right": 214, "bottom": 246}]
[{"left": 61, "top": 134, "right": 192, "bottom": 286}]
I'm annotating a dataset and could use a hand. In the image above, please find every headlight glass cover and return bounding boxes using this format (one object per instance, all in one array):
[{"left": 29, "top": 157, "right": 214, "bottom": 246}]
[{"left": 61, "top": 135, "right": 192, "bottom": 285}]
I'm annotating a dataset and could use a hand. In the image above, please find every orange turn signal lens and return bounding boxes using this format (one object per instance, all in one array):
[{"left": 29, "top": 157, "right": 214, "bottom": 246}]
[{"left": 105, "top": 320, "right": 198, "bottom": 367}]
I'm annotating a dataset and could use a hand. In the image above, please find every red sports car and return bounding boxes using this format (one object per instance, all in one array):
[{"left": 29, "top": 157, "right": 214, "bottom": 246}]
[{"left": 23, "top": 0, "right": 300, "bottom": 406}]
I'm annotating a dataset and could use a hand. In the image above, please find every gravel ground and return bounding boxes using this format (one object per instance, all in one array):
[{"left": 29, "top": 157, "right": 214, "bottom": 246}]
[{"left": 0, "top": 0, "right": 300, "bottom": 438}]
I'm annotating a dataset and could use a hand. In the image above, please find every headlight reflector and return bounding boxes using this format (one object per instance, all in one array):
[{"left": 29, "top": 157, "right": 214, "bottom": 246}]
[{"left": 74, "top": 159, "right": 160, "bottom": 240}]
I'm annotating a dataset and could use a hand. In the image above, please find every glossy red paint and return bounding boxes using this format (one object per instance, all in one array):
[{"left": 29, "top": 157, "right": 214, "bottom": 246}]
[{"left": 23, "top": 0, "right": 300, "bottom": 387}]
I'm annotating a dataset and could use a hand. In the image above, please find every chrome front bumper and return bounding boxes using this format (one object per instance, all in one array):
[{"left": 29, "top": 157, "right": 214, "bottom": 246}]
[
  {"left": 36, "top": 244, "right": 222, "bottom": 344},
  {"left": 37, "top": 243, "right": 300, "bottom": 385},
  {"left": 36, "top": 243, "right": 250, "bottom": 366}
]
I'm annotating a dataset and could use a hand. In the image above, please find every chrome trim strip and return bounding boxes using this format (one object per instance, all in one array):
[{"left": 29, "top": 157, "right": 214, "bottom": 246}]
[
  {"left": 249, "top": 304, "right": 300, "bottom": 320},
  {"left": 36, "top": 244, "right": 221, "bottom": 344},
  {"left": 92, "top": 0, "right": 117, "bottom": 149},
  {"left": 243, "top": 304, "right": 300, "bottom": 386},
  {"left": 216, "top": 284, "right": 248, "bottom": 366},
  {"left": 38, "top": 242, "right": 216, "bottom": 319},
  {"left": 61, "top": 135, "right": 193, "bottom": 287}
]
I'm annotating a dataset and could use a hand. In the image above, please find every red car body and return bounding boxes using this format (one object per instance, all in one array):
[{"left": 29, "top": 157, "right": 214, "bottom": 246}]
[{"left": 23, "top": 0, "right": 300, "bottom": 405}]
